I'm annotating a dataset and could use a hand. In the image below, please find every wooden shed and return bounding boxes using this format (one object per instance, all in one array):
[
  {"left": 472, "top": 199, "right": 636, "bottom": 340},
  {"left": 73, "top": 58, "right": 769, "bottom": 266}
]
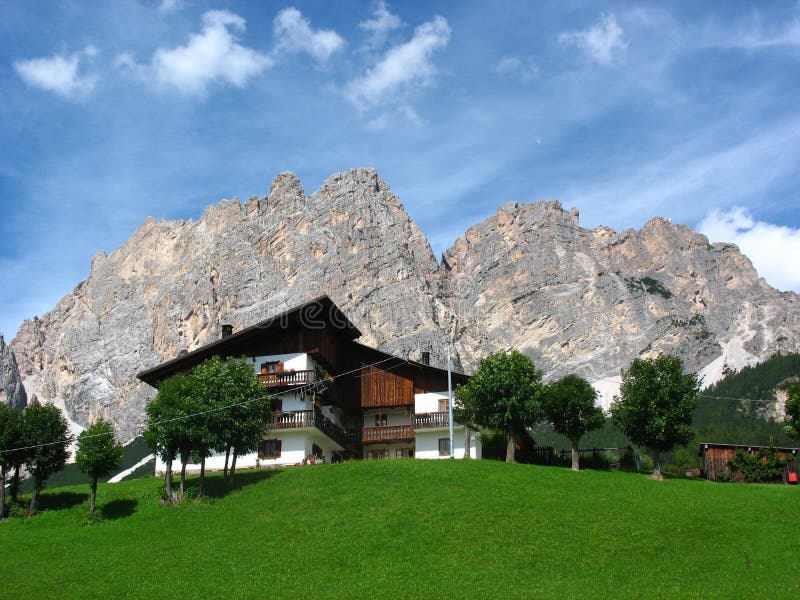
[{"left": 698, "top": 442, "right": 799, "bottom": 483}]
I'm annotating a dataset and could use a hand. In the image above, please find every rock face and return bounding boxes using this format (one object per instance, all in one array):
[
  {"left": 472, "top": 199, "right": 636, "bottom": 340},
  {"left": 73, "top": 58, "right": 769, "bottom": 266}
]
[
  {"left": 439, "top": 201, "right": 800, "bottom": 406},
  {"left": 10, "top": 168, "right": 800, "bottom": 435},
  {"left": 1, "top": 333, "right": 27, "bottom": 410}
]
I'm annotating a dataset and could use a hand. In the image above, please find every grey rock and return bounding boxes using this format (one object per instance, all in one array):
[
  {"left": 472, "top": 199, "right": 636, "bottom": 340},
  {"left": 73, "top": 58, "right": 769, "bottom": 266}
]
[
  {"left": 0, "top": 333, "right": 27, "bottom": 410},
  {"left": 9, "top": 170, "right": 800, "bottom": 435}
]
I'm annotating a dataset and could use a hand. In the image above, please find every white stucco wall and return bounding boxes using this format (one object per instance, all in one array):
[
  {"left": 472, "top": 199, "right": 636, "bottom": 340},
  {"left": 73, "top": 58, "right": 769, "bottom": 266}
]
[
  {"left": 414, "top": 428, "right": 481, "bottom": 460},
  {"left": 153, "top": 425, "right": 347, "bottom": 475},
  {"left": 363, "top": 408, "right": 413, "bottom": 427},
  {"left": 246, "top": 352, "right": 313, "bottom": 374},
  {"left": 415, "top": 391, "right": 450, "bottom": 414},
  {"left": 362, "top": 444, "right": 415, "bottom": 459}
]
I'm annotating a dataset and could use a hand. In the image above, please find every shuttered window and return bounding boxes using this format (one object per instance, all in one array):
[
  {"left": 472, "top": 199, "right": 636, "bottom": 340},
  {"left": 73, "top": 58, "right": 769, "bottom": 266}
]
[{"left": 259, "top": 439, "right": 281, "bottom": 459}]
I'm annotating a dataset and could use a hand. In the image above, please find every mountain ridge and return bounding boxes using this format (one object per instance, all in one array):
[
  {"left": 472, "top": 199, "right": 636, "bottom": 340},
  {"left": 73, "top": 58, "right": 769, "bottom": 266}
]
[{"left": 9, "top": 167, "right": 800, "bottom": 434}]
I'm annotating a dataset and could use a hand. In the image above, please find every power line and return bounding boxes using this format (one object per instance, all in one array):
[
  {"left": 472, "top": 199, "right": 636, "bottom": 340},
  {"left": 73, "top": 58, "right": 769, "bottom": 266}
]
[{"left": 0, "top": 354, "right": 403, "bottom": 455}]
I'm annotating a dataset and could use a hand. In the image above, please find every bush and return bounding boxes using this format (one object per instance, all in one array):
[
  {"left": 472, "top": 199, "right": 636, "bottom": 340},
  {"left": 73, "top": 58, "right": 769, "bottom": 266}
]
[{"left": 727, "top": 447, "right": 790, "bottom": 483}]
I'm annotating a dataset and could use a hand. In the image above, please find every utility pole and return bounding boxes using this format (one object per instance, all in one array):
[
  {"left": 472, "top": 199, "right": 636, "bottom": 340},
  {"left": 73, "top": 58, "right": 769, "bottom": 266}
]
[{"left": 447, "top": 335, "right": 454, "bottom": 458}]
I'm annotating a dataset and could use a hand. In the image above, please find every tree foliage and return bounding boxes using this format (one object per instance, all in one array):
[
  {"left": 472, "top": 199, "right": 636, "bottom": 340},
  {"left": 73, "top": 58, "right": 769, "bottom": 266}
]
[
  {"left": 143, "top": 356, "right": 270, "bottom": 501},
  {"left": 75, "top": 419, "right": 123, "bottom": 515},
  {"left": 0, "top": 404, "right": 24, "bottom": 518},
  {"left": 144, "top": 373, "right": 192, "bottom": 500},
  {"left": 21, "top": 402, "right": 72, "bottom": 516},
  {"left": 784, "top": 382, "right": 800, "bottom": 444},
  {"left": 542, "top": 374, "right": 605, "bottom": 470},
  {"left": 610, "top": 355, "right": 699, "bottom": 479},
  {"left": 455, "top": 350, "right": 544, "bottom": 463}
]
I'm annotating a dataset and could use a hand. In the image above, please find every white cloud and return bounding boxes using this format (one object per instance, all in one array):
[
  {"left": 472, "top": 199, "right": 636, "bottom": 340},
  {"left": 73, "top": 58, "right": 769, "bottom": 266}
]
[
  {"left": 494, "top": 55, "right": 539, "bottom": 83},
  {"left": 359, "top": 1, "right": 403, "bottom": 48},
  {"left": 13, "top": 46, "right": 98, "bottom": 99},
  {"left": 699, "top": 207, "right": 800, "bottom": 293},
  {"left": 151, "top": 10, "right": 272, "bottom": 95},
  {"left": 158, "top": 0, "right": 184, "bottom": 13},
  {"left": 559, "top": 13, "right": 627, "bottom": 65},
  {"left": 273, "top": 7, "right": 345, "bottom": 62},
  {"left": 345, "top": 15, "right": 451, "bottom": 108}
]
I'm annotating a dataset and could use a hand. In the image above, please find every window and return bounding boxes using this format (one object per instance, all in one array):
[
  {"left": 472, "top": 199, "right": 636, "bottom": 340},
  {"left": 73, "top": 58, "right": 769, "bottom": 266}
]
[
  {"left": 260, "top": 361, "right": 284, "bottom": 374},
  {"left": 258, "top": 439, "right": 281, "bottom": 459},
  {"left": 438, "top": 398, "right": 449, "bottom": 412},
  {"left": 439, "top": 438, "right": 450, "bottom": 457},
  {"left": 369, "top": 450, "right": 387, "bottom": 460},
  {"left": 270, "top": 398, "right": 282, "bottom": 413},
  {"left": 375, "top": 413, "right": 388, "bottom": 426},
  {"left": 396, "top": 448, "right": 413, "bottom": 459}
]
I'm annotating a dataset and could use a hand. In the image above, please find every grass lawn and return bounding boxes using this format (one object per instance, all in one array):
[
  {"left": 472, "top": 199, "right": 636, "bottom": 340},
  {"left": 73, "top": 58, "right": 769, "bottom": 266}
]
[{"left": 1, "top": 459, "right": 798, "bottom": 598}]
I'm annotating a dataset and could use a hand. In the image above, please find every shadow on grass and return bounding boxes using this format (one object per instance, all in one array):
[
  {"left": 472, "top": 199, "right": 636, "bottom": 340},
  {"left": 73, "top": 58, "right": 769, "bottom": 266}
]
[
  {"left": 192, "top": 468, "right": 283, "bottom": 499},
  {"left": 38, "top": 491, "right": 90, "bottom": 511},
  {"left": 101, "top": 498, "right": 138, "bottom": 520}
]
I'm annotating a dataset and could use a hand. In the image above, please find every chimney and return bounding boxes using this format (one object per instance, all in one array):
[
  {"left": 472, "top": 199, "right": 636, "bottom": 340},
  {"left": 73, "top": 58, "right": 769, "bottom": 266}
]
[
  {"left": 420, "top": 351, "right": 430, "bottom": 366},
  {"left": 221, "top": 324, "right": 233, "bottom": 339}
]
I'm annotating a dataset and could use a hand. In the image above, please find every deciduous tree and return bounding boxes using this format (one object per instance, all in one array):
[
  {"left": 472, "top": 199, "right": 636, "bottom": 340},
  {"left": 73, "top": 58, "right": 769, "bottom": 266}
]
[
  {"left": 144, "top": 373, "right": 191, "bottom": 501},
  {"left": 455, "top": 350, "right": 544, "bottom": 463},
  {"left": 21, "top": 402, "right": 72, "bottom": 516},
  {"left": 784, "top": 382, "right": 800, "bottom": 444},
  {"left": 0, "top": 404, "right": 23, "bottom": 518},
  {"left": 542, "top": 374, "right": 605, "bottom": 471},
  {"left": 75, "top": 419, "right": 124, "bottom": 515},
  {"left": 610, "top": 355, "right": 699, "bottom": 479}
]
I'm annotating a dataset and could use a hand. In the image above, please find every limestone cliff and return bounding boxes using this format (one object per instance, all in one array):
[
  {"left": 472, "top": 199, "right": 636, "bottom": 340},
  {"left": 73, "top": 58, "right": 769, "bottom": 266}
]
[
  {"left": 440, "top": 201, "right": 800, "bottom": 405},
  {"left": 1, "top": 333, "right": 27, "bottom": 410},
  {"left": 10, "top": 169, "right": 800, "bottom": 434},
  {"left": 11, "top": 169, "right": 443, "bottom": 433}
]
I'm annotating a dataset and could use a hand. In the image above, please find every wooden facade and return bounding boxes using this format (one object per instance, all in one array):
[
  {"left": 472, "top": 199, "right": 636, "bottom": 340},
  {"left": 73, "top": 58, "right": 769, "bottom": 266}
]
[
  {"left": 137, "top": 295, "right": 468, "bottom": 459},
  {"left": 698, "top": 443, "right": 799, "bottom": 483}
]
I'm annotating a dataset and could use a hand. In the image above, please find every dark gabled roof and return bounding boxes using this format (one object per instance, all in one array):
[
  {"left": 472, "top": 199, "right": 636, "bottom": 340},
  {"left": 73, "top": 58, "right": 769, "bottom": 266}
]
[{"left": 136, "top": 295, "right": 361, "bottom": 385}]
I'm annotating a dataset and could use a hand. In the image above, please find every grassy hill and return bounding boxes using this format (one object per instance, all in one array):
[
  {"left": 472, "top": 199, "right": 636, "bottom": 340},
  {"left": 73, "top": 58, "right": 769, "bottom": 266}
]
[{"left": 1, "top": 460, "right": 798, "bottom": 598}]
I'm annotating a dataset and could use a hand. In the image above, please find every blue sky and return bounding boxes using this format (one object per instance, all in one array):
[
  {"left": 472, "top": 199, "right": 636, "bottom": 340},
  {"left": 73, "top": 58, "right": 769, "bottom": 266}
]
[{"left": 2, "top": 0, "right": 800, "bottom": 339}]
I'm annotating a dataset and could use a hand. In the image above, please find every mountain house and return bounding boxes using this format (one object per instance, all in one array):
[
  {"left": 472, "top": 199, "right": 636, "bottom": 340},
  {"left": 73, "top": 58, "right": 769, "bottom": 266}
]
[{"left": 137, "top": 295, "right": 480, "bottom": 472}]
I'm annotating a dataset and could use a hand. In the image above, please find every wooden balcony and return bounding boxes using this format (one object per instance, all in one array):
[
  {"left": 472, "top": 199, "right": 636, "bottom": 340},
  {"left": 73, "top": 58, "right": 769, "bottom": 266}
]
[
  {"left": 258, "top": 369, "right": 317, "bottom": 388},
  {"left": 271, "top": 408, "right": 356, "bottom": 450},
  {"left": 272, "top": 410, "right": 314, "bottom": 430},
  {"left": 413, "top": 411, "right": 450, "bottom": 430},
  {"left": 361, "top": 425, "right": 414, "bottom": 444}
]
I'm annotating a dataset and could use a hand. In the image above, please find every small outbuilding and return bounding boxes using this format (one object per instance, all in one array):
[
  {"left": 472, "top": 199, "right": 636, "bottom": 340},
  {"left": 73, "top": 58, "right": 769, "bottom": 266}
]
[{"left": 698, "top": 442, "right": 799, "bottom": 483}]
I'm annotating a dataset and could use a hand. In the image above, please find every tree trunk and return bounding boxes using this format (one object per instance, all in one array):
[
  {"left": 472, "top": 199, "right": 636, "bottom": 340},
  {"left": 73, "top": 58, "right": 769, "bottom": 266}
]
[
  {"left": 179, "top": 460, "right": 187, "bottom": 499},
  {"left": 506, "top": 429, "right": 516, "bottom": 463},
  {"left": 223, "top": 445, "right": 231, "bottom": 479},
  {"left": 652, "top": 450, "right": 664, "bottom": 480},
  {"left": 1, "top": 464, "right": 7, "bottom": 518},
  {"left": 229, "top": 449, "right": 238, "bottom": 485},
  {"left": 28, "top": 476, "right": 42, "bottom": 517},
  {"left": 197, "top": 456, "right": 206, "bottom": 500},
  {"left": 10, "top": 464, "right": 20, "bottom": 501},
  {"left": 463, "top": 427, "right": 471, "bottom": 459},
  {"left": 90, "top": 476, "right": 98, "bottom": 515},
  {"left": 164, "top": 456, "right": 175, "bottom": 500},
  {"left": 571, "top": 439, "right": 580, "bottom": 471}
]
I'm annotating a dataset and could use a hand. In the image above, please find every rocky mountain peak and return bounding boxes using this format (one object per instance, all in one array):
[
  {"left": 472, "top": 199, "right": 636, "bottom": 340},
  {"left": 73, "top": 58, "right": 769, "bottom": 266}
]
[
  {"left": 8, "top": 170, "right": 800, "bottom": 433},
  {"left": 1, "top": 333, "right": 27, "bottom": 410}
]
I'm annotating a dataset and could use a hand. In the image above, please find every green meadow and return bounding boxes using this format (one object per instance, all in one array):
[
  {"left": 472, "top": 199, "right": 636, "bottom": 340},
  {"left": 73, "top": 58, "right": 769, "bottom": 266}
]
[{"left": 1, "top": 459, "right": 798, "bottom": 598}]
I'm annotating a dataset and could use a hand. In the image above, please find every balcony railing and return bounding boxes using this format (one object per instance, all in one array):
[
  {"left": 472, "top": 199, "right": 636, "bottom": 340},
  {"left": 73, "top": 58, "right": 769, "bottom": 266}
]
[
  {"left": 271, "top": 408, "right": 355, "bottom": 450},
  {"left": 413, "top": 411, "right": 451, "bottom": 430},
  {"left": 272, "top": 410, "right": 314, "bottom": 430},
  {"left": 258, "top": 370, "right": 317, "bottom": 388},
  {"left": 361, "top": 425, "right": 414, "bottom": 443}
]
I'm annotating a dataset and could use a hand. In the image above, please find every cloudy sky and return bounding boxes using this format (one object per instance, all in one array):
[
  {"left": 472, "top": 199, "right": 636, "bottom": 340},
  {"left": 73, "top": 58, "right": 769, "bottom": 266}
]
[{"left": 1, "top": 1, "right": 799, "bottom": 339}]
